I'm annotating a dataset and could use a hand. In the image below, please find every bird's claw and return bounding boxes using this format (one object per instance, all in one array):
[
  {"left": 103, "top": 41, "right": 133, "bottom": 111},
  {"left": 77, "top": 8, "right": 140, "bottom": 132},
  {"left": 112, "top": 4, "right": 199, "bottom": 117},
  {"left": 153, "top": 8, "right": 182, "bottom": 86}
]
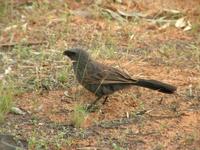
[{"left": 86, "top": 104, "right": 99, "bottom": 112}]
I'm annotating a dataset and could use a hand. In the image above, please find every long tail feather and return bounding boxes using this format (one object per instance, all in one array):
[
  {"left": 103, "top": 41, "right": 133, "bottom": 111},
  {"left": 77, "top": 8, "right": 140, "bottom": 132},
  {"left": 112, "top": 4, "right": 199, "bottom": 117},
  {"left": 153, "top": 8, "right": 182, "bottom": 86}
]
[{"left": 134, "top": 79, "right": 176, "bottom": 94}]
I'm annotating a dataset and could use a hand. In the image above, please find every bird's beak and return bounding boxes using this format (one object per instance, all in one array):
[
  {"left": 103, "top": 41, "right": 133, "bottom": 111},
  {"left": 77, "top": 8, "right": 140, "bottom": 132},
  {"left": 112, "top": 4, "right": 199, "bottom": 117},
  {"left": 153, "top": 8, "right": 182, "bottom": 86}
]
[
  {"left": 63, "top": 50, "right": 70, "bottom": 56},
  {"left": 63, "top": 50, "right": 71, "bottom": 61},
  {"left": 63, "top": 50, "right": 77, "bottom": 62},
  {"left": 63, "top": 50, "right": 76, "bottom": 56}
]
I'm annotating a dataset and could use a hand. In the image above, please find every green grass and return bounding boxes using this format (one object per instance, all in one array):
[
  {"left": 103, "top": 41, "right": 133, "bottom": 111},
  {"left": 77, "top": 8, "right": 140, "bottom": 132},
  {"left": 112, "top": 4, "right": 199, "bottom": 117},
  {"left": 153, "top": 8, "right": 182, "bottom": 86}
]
[
  {"left": 184, "top": 132, "right": 199, "bottom": 146},
  {"left": 90, "top": 36, "right": 118, "bottom": 59},
  {"left": 153, "top": 143, "right": 164, "bottom": 150},
  {"left": 13, "top": 44, "right": 32, "bottom": 59},
  {"left": 57, "top": 65, "right": 71, "bottom": 84},
  {"left": 71, "top": 104, "right": 88, "bottom": 128},
  {"left": 0, "top": 81, "right": 13, "bottom": 122},
  {"left": 0, "top": 1, "right": 9, "bottom": 20},
  {"left": 112, "top": 143, "right": 124, "bottom": 150},
  {"left": 28, "top": 135, "right": 48, "bottom": 150}
]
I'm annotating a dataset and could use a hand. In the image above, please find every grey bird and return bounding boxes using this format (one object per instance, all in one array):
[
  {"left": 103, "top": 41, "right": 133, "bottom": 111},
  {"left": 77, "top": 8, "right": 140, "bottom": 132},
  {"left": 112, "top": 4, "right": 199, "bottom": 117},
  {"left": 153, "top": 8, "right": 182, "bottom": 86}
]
[
  {"left": 63, "top": 48, "right": 176, "bottom": 110},
  {"left": 0, "top": 134, "right": 28, "bottom": 150}
]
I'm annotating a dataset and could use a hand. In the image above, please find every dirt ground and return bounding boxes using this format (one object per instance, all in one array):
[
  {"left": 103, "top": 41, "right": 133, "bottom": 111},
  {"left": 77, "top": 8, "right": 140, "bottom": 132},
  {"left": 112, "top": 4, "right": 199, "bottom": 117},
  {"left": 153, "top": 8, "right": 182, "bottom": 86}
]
[{"left": 0, "top": 0, "right": 200, "bottom": 150}]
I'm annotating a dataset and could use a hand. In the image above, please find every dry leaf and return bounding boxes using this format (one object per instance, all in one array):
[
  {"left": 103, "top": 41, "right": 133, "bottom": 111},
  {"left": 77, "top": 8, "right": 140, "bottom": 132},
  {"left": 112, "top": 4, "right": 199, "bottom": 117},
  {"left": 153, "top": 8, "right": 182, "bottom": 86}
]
[
  {"left": 184, "top": 21, "right": 192, "bottom": 31},
  {"left": 117, "top": 9, "right": 147, "bottom": 18},
  {"left": 11, "top": 107, "right": 26, "bottom": 115},
  {"left": 175, "top": 17, "right": 186, "bottom": 28},
  {"left": 158, "top": 22, "right": 170, "bottom": 30},
  {"left": 5, "top": 66, "right": 12, "bottom": 75},
  {"left": 4, "top": 25, "right": 18, "bottom": 31},
  {"left": 115, "top": 0, "right": 122, "bottom": 3},
  {"left": 104, "top": 9, "right": 126, "bottom": 22}
]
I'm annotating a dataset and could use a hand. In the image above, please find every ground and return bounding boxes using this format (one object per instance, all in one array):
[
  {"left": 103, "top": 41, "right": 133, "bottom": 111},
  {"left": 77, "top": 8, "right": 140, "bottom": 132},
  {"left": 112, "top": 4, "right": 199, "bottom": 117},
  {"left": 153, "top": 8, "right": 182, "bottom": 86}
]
[{"left": 0, "top": 0, "right": 200, "bottom": 150}]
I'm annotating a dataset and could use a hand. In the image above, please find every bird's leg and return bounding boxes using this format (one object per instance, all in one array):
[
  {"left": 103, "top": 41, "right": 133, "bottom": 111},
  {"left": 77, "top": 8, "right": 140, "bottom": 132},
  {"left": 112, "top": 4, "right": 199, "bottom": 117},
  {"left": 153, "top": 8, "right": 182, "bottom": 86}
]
[
  {"left": 86, "top": 96, "right": 102, "bottom": 111},
  {"left": 102, "top": 96, "right": 109, "bottom": 105}
]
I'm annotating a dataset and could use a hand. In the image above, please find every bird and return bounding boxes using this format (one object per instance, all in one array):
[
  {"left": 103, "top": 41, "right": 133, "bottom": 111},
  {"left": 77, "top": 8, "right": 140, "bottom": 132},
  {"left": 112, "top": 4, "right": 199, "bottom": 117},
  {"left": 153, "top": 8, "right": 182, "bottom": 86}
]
[
  {"left": 0, "top": 134, "right": 28, "bottom": 150},
  {"left": 63, "top": 48, "right": 176, "bottom": 110}
]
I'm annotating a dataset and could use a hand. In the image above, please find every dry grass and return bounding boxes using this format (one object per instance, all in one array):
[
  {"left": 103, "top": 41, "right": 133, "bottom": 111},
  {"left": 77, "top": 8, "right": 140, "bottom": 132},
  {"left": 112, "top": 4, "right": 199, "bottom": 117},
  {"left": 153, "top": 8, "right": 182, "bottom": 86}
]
[{"left": 0, "top": 81, "right": 13, "bottom": 122}]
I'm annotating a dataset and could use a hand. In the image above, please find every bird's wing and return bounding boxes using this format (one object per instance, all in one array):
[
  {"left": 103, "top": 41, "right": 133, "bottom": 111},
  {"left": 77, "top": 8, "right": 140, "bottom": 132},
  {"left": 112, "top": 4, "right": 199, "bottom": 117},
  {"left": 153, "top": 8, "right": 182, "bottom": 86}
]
[{"left": 84, "top": 62, "right": 137, "bottom": 84}]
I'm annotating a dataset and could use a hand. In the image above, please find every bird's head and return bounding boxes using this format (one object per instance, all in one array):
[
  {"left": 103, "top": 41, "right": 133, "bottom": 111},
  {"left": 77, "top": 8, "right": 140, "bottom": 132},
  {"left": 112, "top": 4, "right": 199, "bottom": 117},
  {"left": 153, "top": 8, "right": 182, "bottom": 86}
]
[{"left": 63, "top": 48, "right": 90, "bottom": 62}]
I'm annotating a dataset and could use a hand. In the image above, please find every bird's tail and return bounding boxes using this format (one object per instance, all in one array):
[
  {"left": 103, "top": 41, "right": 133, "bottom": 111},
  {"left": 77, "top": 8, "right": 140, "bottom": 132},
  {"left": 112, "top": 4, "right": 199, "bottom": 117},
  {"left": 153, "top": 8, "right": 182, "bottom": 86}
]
[{"left": 134, "top": 79, "right": 176, "bottom": 94}]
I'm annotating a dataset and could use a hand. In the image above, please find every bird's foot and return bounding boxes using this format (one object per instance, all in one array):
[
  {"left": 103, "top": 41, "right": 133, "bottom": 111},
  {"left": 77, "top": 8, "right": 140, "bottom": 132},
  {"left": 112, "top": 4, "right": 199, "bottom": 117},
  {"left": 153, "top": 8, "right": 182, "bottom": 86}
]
[
  {"left": 86, "top": 104, "right": 100, "bottom": 112},
  {"left": 102, "top": 96, "right": 109, "bottom": 105}
]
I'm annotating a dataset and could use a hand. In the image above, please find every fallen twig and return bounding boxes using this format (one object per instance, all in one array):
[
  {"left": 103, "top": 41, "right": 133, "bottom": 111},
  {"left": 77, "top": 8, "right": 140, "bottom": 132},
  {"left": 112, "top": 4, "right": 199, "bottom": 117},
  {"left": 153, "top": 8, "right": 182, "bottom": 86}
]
[
  {"left": 77, "top": 147, "right": 101, "bottom": 150},
  {"left": 127, "top": 131, "right": 158, "bottom": 137},
  {"left": 95, "top": 117, "right": 140, "bottom": 129},
  {"left": 0, "top": 41, "right": 48, "bottom": 50},
  {"left": 147, "top": 112, "right": 188, "bottom": 119}
]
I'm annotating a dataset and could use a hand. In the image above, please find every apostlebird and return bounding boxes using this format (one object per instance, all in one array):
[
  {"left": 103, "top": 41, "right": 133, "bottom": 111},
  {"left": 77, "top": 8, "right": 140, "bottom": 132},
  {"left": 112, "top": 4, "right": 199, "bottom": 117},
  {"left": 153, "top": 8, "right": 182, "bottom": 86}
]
[{"left": 63, "top": 48, "right": 176, "bottom": 110}]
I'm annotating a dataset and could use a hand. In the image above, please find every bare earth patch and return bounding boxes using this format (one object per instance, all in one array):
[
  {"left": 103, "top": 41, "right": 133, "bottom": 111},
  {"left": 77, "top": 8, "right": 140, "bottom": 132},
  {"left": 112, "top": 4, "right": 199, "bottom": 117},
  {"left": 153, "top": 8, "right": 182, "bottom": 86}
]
[{"left": 1, "top": 60, "right": 199, "bottom": 149}]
